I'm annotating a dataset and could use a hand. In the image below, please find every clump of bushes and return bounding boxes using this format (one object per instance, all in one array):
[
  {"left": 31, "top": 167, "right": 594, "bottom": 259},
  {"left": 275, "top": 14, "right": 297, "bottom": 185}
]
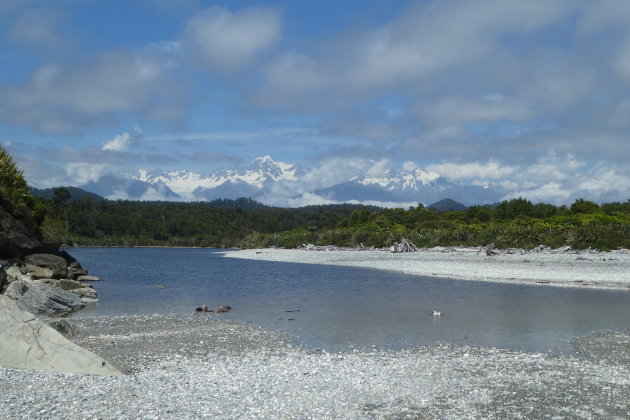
[{"left": 0, "top": 146, "right": 46, "bottom": 230}]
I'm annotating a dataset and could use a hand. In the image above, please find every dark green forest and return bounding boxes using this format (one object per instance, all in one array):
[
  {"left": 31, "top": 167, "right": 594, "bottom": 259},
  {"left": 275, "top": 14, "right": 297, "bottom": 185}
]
[{"left": 37, "top": 187, "right": 630, "bottom": 251}]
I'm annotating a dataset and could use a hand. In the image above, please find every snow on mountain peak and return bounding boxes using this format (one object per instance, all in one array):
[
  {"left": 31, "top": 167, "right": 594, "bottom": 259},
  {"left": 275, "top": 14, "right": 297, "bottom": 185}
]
[
  {"left": 100, "top": 157, "right": 505, "bottom": 206},
  {"left": 249, "top": 156, "right": 298, "bottom": 181}
]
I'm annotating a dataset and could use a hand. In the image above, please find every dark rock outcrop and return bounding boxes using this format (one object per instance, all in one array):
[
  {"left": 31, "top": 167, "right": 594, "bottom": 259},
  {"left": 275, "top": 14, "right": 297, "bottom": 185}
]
[
  {"left": 25, "top": 254, "right": 68, "bottom": 279},
  {"left": 0, "top": 199, "right": 42, "bottom": 259},
  {"left": 67, "top": 261, "right": 88, "bottom": 280},
  {"left": 4, "top": 276, "right": 85, "bottom": 315}
]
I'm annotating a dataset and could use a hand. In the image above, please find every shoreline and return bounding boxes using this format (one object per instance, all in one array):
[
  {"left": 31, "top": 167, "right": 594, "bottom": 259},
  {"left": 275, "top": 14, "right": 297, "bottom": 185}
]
[
  {"left": 224, "top": 246, "right": 630, "bottom": 291},
  {"left": 3, "top": 246, "right": 629, "bottom": 418}
]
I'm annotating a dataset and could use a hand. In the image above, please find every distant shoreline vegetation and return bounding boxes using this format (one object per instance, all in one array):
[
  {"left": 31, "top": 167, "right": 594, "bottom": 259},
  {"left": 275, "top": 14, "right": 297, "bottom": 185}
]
[{"left": 34, "top": 187, "right": 630, "bottom": 251}]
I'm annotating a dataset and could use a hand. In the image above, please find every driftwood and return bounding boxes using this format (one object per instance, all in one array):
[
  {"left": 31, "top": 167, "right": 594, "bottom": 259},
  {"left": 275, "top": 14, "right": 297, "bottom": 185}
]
[{"left": 390, "top": 238, "right": 418, "bottom": 253}]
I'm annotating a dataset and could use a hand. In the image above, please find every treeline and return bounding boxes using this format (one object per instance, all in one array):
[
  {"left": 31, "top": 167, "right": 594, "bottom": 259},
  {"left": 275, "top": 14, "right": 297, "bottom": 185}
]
[
  {"left": 39, "top": 192, "right": 377, "bottom": 248},
  {"left": 241, "top": 198, "right": 630, "bottom": 250},
  {"left": 39, "top": 189, "right": 630, "bottom": 251}
]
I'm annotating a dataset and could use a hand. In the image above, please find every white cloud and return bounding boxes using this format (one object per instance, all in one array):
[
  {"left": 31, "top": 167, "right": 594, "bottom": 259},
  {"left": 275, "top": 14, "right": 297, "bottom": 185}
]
[
  {"left": 102, "top": 132, "right": 131, "bottom": 152},
  {"left": 265, "top": 191, "right": 415, "bottom": 209},
  {"left": 65, "top": 163, "right": 108, "bottom": 185},
  {"left": 102, "top": 127, "right": 143, "bottom": 152},
  {"left": 427, "top": 160, "right": 516, "bottom": 181},
  {"left": 402, "top": 161, "right": 418, "bottom": 171},
  {"left": 299, "top": 158, "right": 374, "bottom": 190},
  {"left": 183, "top": 6, "right": 281, "bottom": 71},
  {"left": 366, "top": 159, "right": 392, "bottom": 177},
  {"left": 518, "top": 153, "right": 584, "bottom": 183},
  {"left": 257, "top": 1, "right": 573, "bottom": 108},
  {"left": 0, "top": 51, "right": 175, "bottom": 132},
  {"left": 419, "top": 96, "right": 534, "bottom": 127}
]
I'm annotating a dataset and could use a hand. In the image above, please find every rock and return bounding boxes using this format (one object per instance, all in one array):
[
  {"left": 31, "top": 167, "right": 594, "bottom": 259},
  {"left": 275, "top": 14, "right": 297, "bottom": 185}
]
[
  {"left": 532, "top": 245, "right": 551, "bottom": 253},
  {"left": 46, "top": 318, "right": 79, "bottom": 338},
  {"left": 25, "top": 264, "right": 54, "bottom": 280},
  {"left": 69, "top": 261, "right": 83, "bottom": 269},
  {"left": 0, "top": 267, "right": 6, "bottom": 291},
  {"left": 24, "top": 254, "right": 68, "bottom": 279},
  {"left": 67, "top": 265, "right": 88, "bottom": 280},
  {"left": 484, "top": 243, "right": 499, "bottom": 256},
  {"left": 0, "top": 295, "right": 121, "bottom": 376},
  {"left": 4, "top": 276, "right": 85, "bottom": 315},
  {"left": 0, "top": 200, "right": 42, "bottom": 259},
  {"left": 56, "top": 278, "right": 84, "bottom": 290},
  {"left": 4, "top": 263, "right": 23, "bottom": 283},
  {"left": 77, "top": 275, "right": 100, "bottom": 282},
  {"left": 70, "top": 287, "right": 98, "bottom": 300}
]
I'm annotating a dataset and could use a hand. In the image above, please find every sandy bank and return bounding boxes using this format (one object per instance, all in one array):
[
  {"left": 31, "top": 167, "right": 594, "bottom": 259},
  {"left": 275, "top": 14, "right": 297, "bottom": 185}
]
[{"left": 224, "top": 247, "right": 630, "bottom": 290}]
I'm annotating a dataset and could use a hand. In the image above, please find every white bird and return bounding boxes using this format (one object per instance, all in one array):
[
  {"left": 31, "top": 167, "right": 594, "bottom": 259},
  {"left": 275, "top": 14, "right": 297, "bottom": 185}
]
[{"left": 432, "top": 310, "right": 442, "bottom": 317}]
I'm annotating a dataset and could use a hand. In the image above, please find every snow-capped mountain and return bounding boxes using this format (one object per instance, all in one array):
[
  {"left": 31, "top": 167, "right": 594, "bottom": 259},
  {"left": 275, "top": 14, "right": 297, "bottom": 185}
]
[
  {"left": 130, "top": 156, "right": 301, "bottom": 201},
  {"left": 79, "top": 156, "right": 507, "bottom": 206},
  {"left": 314, "top": 167, "right": 506, "bottom": 205}
]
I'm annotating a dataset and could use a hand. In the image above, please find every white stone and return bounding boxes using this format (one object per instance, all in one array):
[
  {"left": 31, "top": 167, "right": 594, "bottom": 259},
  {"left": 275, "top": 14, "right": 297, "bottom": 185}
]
[
  {"left": 0, "top": 295, "right": 122, "bottom": 376},
  {"left": 4, "top": 265, "right": 22, "bottom": 283}
]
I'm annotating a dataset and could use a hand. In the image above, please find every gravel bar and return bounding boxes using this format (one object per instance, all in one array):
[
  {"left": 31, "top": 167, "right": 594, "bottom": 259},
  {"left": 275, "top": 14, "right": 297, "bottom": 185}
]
[
  {"left": 1, "top": 314, "right": 628, "bottom": 419},
  {"left": 224, "top": 247, "right": 630, "bottom": 290}
]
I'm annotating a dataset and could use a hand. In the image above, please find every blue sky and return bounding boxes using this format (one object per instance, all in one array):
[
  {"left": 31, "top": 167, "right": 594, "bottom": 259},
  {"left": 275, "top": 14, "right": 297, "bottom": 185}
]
[{"left": 1, "top": 0, "right": 630, "bottom": 204}]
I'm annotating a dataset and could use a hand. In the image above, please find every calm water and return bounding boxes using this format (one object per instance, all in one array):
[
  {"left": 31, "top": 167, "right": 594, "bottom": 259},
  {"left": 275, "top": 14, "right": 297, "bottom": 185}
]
[{"left": 67, "top": 247, "right": 630, "bottom": 354}]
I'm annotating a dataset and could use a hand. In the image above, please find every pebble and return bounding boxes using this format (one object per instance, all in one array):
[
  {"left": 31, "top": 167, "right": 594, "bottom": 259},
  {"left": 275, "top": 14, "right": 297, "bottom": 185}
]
[{"left": 0, "top": 315, "right": 627, "bottom": 419}]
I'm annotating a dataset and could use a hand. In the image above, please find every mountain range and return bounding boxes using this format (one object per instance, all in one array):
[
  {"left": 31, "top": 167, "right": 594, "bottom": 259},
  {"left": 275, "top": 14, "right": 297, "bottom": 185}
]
[{"left": 77, "top": 156, "right": 508, "bottom": 207}]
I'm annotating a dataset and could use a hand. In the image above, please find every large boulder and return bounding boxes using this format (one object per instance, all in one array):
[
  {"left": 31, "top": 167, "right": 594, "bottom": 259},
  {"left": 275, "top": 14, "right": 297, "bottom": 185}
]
[
  {"left": 25, "top": 264, "right": 54, "bottom": 279},
  {"left": 0, "top": 295, "right": 121, "bottom": 376},
  {"left": 4, "top": 276, "right": 85, "bottom": 315},
  {"left": 25, "top": 253, "right": 68, "bottom": 279},
  {"left": 67, "top": 261, "right": 88, "bottom": 280}
]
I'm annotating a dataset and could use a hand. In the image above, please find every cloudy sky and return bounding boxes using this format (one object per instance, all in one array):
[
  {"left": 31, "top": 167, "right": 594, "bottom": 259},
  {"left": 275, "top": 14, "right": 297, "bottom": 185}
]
[{"left": 1, "top": 0, "right": 629, "bottom": 204}]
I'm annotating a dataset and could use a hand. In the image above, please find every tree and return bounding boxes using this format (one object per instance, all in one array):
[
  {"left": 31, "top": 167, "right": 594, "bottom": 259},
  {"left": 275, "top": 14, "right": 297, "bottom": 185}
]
[
  {"left": 0, "top": 146, "right": 29, "bottom": 204},
  {"left": 570, "top": 198, "right": 600, "bottom": 214},
  {"left": 0, "top": 146, "right": 46, "bottom": 229},
  {"left": 496, "top": 198, "right": 535, "bottom": 219},
  {"left": 52, "top": 187, "right": 71, "bottom": 206},
  {"left": 52, "top": 187, "right": 71, "bottom": 233}
]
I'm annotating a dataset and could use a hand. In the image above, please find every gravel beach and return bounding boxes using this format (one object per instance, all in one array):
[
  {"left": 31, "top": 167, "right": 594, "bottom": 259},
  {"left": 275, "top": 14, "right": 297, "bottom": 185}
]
[
  {"left": 1, "top": 248, "right": 629, "bottom": 419},
  {"left": 1, "top": 314, "right": 628, "bottom": 419},
  {"left": 224, "top": 247, "right": 630, "bottom": 290}
]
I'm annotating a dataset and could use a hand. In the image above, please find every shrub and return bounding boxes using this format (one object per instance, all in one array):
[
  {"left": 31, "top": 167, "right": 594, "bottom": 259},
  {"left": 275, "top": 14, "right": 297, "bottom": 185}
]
[{"left": 0, "top": 146, "right": 46, "bottom": 230}]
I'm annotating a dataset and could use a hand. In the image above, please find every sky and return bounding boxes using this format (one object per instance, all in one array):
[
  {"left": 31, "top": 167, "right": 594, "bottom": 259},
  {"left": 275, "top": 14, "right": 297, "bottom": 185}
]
[{"left": 1, "top": 0, "right": 630, "bottom": 204}]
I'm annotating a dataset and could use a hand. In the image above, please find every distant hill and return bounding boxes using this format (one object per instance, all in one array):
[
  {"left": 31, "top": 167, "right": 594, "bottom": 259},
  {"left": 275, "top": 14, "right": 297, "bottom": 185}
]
[
  {"left": 428, "top": 198, "right": 467, "bottom": 212},
  {"left": 30, "top": 186, "right": 105, "bottom": 202}
]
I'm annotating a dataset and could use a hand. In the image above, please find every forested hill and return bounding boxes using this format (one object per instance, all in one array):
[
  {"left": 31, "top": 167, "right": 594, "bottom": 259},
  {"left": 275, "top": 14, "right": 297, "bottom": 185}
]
[
  {"left": 38, "top": 187, "right": 630, "bottom": 251},
  {"left": 38, "top": 189, "right": 382, "bottom": 248}
]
